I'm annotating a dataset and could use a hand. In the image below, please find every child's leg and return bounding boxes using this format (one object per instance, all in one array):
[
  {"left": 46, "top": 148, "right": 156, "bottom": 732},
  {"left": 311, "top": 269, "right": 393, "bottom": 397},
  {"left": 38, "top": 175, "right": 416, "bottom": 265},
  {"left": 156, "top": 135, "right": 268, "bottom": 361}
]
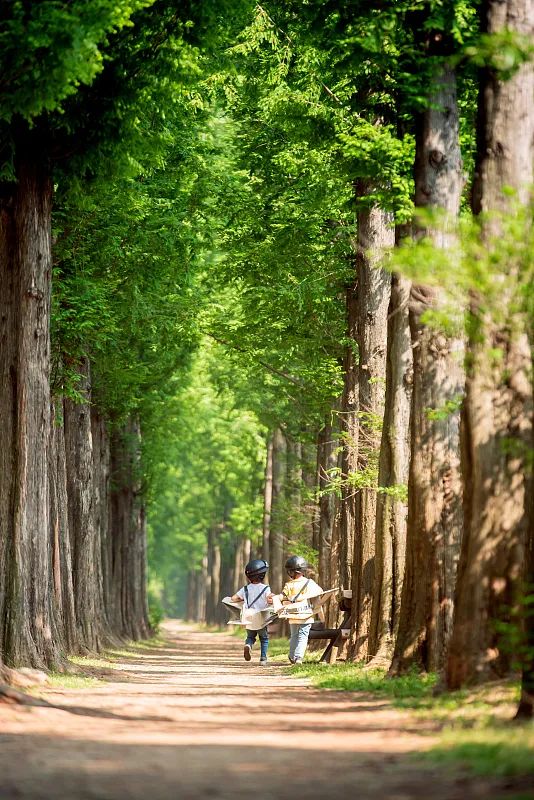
[
  {"left": 258, "top": 628, "right": 269, "bottom": 661},
  {"left": 244, "top": 629, "right": 257, "bottom": 661},
  {"left": 293, "top": 622, "right": 312, "bottom": 662},
  {"left": 289, "top": 624, "right": 299, "bottom": 661}
]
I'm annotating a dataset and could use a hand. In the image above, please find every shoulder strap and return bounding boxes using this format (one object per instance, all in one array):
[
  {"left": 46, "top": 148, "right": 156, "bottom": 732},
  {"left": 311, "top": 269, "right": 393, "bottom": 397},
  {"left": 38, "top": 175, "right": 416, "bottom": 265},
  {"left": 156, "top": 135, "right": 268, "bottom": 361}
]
[
  {"left": 287, "top": 579, "right": 310, "bottom": 605},
  {"left": 244, "top": 585, "right": 249, "bottom": 606},
  {"left": 247, "top": 584, "right": 268, "bottom": 608}
]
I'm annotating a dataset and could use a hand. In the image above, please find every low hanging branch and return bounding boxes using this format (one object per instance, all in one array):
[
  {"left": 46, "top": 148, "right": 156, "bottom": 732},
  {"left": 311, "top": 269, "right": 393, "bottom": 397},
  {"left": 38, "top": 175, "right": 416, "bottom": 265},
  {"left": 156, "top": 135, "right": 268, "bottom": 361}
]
[{"left": 205, "top": 331, "right": 310, "bottom": 390}]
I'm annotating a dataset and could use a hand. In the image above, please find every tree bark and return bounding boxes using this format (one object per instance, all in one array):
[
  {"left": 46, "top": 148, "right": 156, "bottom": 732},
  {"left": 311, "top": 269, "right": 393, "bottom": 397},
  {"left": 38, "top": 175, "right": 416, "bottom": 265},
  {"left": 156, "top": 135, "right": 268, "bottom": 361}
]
[
  {"left": 234, "top": 537, "right": 252, "bottom": 590},
  {"left": 0, "top": 141, "right": 60, "bottom": 668},
  {"left": 270, "top": 427, "right": 287, "bottom": 594},
  {"left": 391, "top": 66, "right": 464, "bottom": 674},
  {"left": 91, "top": 409, "right": 113, "bottom": 630},
  {"left": 205, "top": 526, "right": 221, "bottom": 625},
  {"left": 197, "top": 553, "right": 208, "bottom": 622},
  {"left": 368, "top": 274, "right": 412, "bottom": 666},
  {"left": 285, "top": 435, "right": 303, "bottom": 553},
  {"left": 349, "top": 186, "right": 394, "bottom": 661},
  {"left": 186, "top": 571, "right": 196, "bottom": 621},
  {"left": 64, "top": 357, "right": 105, "bottom": 651},
  {"left": 49, "top": 401, "right": 77, "bottom": 653},
  {"left": 339, "top": 282, "right": 359, "bottom": 595},
  {"left": 262, "top": 435, "right": 274, "bottom": 562},
  {"left": 109, "top": 418, "right": 151, "bottom": 641},
  {"left": 317, "top": 414, "right": 340, "bottom": 588},
  {"left": 515, "top": 456, "right": 534, "bottom": 718},
  {"left": 447, "top": 0, "right": 534, "bottom": 688}
]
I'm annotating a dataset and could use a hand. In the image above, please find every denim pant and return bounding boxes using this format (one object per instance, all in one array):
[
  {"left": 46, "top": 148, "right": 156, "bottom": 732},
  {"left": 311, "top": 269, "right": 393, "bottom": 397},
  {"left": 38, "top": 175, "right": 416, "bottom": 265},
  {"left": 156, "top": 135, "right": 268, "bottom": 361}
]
[
  {"left": 246, "top": 628, "right": 269, "bottom": 660},
  {"left": 289, "top": 622, "right": 312, "bottom": 661}
]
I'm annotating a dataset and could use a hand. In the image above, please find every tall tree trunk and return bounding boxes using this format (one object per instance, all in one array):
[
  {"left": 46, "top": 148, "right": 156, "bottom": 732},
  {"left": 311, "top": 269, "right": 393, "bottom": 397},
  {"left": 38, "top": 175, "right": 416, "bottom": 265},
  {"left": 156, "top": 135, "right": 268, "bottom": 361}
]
[
  {"left": 132, "top": 490, "right": 151, "bottom": 638},
  {"left": 205, "top": 527, "right": 221, "bottom": 625},
  {"left": 515, "top": 437, "right": 534, "bottom": 718},
  {"left": 197, "top": 554, "right": 208, "bottom": 622},
  {"left": 339, "top": 283, "right": 359, "bottom": 596},
  {"left": 368, "top": 273, "right": 412, "bottom": 666},
  {"left": 234, "top": 537, "right": 252, "bottom": 590},
  {"left": 109, "top": 418, "right": 151, "bottom": 641},
  {"left": 326, "top": 435, "right": 344, "bottom": 631},
  {"left": 234, "top": 539, "right": 245, "bottom": 593},
  {"left": 91, "top": 409, "right": 113, "bottom": 630},
  {"left": 349, "top": 186, "right": 393, "bottom": 661},
  {"left": 447, "top": 0, "right": 534, "bottom": 688},
  {"left": 317, "top": 414, "right": 340, "bottom": 588},
  {"left": 262, "top": 435, "right": 274, "bottom": 562},
  {"left": 64, "top": 357, "right": 104, "bottom": 651},
  {"left": 285, "top": 435, "right": 303, "bottom": 552},
  {"left": 185, "top": 571, "right": 194, "bottom": 621},
  {"left": 270, "top": 427, "right": 287, "bottom": 595},
  {"left": 391, "top": 66, "right": 464, "bottom": 674},
  {"left": 0, "top": 141, "right": 60, "bottom": 668},
  {"left": 49, "top": 401, "right": 77, "bottom": 653}
]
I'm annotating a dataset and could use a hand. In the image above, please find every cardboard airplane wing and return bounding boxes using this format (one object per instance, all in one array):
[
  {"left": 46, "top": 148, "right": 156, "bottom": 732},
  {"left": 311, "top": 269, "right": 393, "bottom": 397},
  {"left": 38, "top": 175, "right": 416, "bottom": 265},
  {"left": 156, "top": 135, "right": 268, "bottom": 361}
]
[
  {"left": 221, "top": 597, "right": 243, "bottom": 620},
  {"left": 275, "top": 587, "right": 339, "bottom": 619},
  {"left": 221, "top": 597, "right": 278, "bottom": 630}
]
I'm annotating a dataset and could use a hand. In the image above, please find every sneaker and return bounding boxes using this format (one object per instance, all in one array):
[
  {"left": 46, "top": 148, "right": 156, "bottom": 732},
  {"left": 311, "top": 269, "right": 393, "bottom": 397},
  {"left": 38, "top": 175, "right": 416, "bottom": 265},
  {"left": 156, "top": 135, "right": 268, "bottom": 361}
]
[
  {"left": 259, "top": 659, "right": 268, "bottom": 666},
  {"left": 294, "top": 658, "right": 303, "bottom": 665},
  {"left": 244, "top": 644, "right": 252, "bottom": 661},
  {"left": 288, "top": 656, "right": 295, "bottom": 664}
]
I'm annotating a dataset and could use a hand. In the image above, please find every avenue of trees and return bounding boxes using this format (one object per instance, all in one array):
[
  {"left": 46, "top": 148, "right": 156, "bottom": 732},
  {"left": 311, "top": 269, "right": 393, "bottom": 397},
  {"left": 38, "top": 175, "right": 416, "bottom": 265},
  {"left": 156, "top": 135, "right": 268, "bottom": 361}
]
[{"left": 1, "top": 0, "right": 533, "bottom": 718}]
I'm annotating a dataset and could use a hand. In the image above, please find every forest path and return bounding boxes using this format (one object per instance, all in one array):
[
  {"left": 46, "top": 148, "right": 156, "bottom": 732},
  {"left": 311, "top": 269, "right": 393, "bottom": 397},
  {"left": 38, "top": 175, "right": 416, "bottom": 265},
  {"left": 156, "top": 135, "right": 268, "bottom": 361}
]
[{"left": 0, "top": 621, "right": 526, "bottom": 799}]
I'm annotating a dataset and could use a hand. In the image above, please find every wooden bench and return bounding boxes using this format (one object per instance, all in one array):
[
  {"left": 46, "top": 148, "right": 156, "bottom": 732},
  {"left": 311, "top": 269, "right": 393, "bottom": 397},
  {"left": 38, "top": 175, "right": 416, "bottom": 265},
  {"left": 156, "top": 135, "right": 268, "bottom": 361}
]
[{"left": 308, "top": 591, "right": 352, "bottom": 662}]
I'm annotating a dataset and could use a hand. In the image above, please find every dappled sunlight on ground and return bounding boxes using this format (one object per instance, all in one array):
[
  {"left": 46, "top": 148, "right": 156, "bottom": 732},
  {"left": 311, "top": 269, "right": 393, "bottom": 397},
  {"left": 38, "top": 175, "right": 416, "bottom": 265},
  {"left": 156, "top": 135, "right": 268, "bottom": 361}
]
[{"left": 0, "top": 621, "right": 531, "bottom": 799}]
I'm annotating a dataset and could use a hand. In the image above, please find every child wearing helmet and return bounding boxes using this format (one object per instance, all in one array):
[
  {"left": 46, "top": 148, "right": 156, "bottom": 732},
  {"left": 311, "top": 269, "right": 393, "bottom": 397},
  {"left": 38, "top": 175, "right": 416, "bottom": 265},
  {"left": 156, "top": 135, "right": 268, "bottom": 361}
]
[
  {"left": 268, "top": 555, "right": 323, "bottom": 664},
  {"left": 230, "top": 558, "right": 271, "bottom": 666}
]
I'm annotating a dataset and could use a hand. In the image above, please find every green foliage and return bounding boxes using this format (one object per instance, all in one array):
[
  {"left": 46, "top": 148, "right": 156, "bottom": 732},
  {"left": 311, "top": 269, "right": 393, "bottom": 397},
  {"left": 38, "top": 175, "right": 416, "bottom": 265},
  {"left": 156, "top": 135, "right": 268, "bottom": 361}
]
[
  {"left": 147, "top": 582, "right": 165, "bottom": 632},
  {"left": 425, "top": 396, "right": 463, "bottom": 422},
  {"left": 377, "top": 483, "right": 409, "bottom": 503},
  {"left": 461, "top": 30, "right": 534, "bottom": 79},
  {"left": 146, "top": 343, "right": 267, "bottom": 611},
  {"left": 391, "top": 203, "right": 534, "bottom": 346},
  {"left": 494, "top": 585, "right": 534, "bottom": 675},
  {"left": 0, "top": 1, "right": 151, "bottom": 123}
]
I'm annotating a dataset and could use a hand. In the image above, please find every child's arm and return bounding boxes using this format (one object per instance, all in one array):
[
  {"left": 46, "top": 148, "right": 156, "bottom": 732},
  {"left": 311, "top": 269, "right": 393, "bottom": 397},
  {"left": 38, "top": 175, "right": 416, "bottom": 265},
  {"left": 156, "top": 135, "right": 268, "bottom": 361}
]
[
  {"left": 230, "top": 587, "right": 245, "bottom": 603},
  {"left": 267, "top": 581, "right": 290, "bottom": 605}
]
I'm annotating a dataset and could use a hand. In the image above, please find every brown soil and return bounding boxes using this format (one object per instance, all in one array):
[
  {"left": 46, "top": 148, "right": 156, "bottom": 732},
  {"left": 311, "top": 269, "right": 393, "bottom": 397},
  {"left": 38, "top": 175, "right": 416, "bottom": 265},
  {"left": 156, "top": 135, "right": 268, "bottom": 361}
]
[{"left": 0, "top": 621, "right": 530, "bottom": 799}]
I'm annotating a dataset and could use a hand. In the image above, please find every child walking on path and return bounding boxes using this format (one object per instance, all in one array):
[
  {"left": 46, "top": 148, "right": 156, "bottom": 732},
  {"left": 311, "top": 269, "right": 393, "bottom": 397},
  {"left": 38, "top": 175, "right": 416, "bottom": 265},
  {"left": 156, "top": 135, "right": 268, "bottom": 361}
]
[
  {"left": 268, "top": 555, "right": 323, "bottom": 664},
  {"left": 231, "top": 558, "right": 271, "bottom": 665}
]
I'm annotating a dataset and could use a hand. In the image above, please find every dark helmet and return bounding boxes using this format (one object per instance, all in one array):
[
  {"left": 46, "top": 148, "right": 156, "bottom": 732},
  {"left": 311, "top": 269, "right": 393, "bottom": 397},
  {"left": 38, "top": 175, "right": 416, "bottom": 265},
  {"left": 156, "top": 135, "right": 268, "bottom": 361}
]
[
  {"left": 285, "top": 555, "right": 308, "bottom": 576},
  {"left": 245, "top": 558, "right": 269, "bottom": 580}
]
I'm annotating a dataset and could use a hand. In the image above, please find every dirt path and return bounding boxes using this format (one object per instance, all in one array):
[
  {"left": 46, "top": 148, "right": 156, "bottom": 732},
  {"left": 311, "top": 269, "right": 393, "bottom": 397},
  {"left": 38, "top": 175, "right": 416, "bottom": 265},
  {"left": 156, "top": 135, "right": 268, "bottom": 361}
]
[{"left": 0, "top": 621, "right": 530, "bottom": 799}]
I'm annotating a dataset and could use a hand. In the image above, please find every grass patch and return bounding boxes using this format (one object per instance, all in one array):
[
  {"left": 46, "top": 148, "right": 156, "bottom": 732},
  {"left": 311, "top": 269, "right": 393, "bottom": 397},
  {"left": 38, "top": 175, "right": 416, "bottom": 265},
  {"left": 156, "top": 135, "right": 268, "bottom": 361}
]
[
  {"left": 45, "top": 672, "right": 103, "bottom": 689},
  {"left": 428, "top": 726, "right": 534, "bottom": 777},
  {"left": 39, "top": 634, "right": 168, "bottom": 691},
  {"left": 292, "top": 658, "right": 532, "bottom": 780},
  {"left": 291, "top": 662, "right": 438, "bottom": 703},
  {"left": 69, "top": 655, "right": 118, "bottom": 669}
]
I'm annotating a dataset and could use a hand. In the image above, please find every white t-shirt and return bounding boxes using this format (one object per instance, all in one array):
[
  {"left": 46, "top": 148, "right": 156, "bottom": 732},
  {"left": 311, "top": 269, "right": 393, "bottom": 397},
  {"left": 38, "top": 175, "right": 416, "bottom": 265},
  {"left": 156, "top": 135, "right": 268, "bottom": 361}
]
[
  {"left": 236, "top": 582, "right": 271, "bottom": 610},
  {"left": 280, "top": 576, "right": 323, "bottom": 623}
]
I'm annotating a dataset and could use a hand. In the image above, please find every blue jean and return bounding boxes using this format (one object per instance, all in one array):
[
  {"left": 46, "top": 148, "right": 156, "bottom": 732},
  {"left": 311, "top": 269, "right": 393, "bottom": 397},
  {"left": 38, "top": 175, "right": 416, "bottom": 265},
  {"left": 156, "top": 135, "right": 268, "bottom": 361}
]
[
  {"left": 289, "top": 622, "right": 312, "bottom": 661},
  {"left": 246, "top": 628, "right": 269, "bottom": 660}
]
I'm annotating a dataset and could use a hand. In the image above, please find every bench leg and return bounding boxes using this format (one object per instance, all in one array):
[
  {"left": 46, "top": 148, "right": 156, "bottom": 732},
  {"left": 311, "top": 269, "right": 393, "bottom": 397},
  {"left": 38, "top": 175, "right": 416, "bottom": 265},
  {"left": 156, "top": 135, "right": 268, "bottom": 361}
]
[
  {"left": 327, "top": 642, "right": 338, "bottom": 664},
  {"left": 320, "top": 611, "right": 352, "bottom": 663},
  {"left": 320, "top": 638, "right": 336, "bottom": 663}
]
